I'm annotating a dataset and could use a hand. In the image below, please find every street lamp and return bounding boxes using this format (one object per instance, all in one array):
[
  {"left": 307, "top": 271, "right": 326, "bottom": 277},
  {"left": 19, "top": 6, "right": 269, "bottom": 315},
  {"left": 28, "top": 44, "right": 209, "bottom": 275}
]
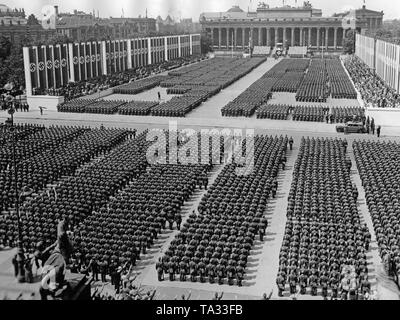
[{"left": 3, "top": 88, "right": 28, "bottom": 283}]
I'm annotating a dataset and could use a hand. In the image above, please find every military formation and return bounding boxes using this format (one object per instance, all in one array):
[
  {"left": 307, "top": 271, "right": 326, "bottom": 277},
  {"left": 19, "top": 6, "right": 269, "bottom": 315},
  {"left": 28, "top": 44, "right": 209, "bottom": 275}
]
[
  {"left": 72, "top": 163, "right": 211, "bottom": 282},
  {"left": 256, "top": 104, "right": 292, "bottom": 120},
  {"left": 0, "top": 127, "right": 138, "bottom": 251},
  {"left": 157, "top": 135, "right": 288, "bottom": 286},
  {"left": 353, "top": 140, "right": 400, "bottom": 282},
  {"left": 33, "top": 55, "right": 205, "bottom": 101},
  {"left": 57, "top": 57, "right": 263, "bottom": 118},
  {"left": 151, "top": 57, "right": 265, "bottom": 117},
  {"left": 296, "top": 58, "right": 357, "bottom": 102},
  {"left": 329, "top": 106, "right": 365, "bottom": 124},
  {"left": 292, "top": 105, "right": 329, "bottom": 122},
  {"left": 118, "top": 101, "right": 160, "bottom": 116},
  {"left": 277, "top": 137, "right": 372, "bottom": 299},
  {"left": 221, "top": 59, "right": 307, "bottom": 117}
]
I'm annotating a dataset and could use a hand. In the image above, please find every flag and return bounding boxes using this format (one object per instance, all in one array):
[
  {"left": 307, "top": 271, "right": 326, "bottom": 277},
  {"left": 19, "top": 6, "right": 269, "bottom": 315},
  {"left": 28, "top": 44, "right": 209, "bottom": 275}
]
[
  {"left": 342, "top": 10, "right": 356, "bottom": 30},
  {"left": 86, "top": 42, "right": 92, "bottom": 79},
  {"left": 80, "top": 43, "right": 86, "bottom": 80},
  {"left": 29, "top": 47, "right": 39, "bottom": 90},
  {"left": 54, "top": 45, "right": 62, "bottom": 88},
  {"left": 61, "top": 44, "right": 69, "bottom": 85},
  {"left": 53, "top": 187, "right": 58, "bottom": 202},
  {"left": 73, "top": 43, "right": 81, "bottom": 82},
  {"left": 37, "top": 46, "right": 47, "bottom": 90}
]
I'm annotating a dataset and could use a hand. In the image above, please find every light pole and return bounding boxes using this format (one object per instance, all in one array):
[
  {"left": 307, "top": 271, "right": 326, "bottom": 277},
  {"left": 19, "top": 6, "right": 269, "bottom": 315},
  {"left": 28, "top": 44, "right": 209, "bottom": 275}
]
[{"left": 4, "top": 89, "right": 26, "bottom": 283}]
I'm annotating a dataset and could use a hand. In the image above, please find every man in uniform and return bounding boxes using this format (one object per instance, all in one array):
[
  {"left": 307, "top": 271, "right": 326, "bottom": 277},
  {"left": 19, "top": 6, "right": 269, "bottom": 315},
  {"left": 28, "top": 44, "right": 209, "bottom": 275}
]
[
  {"left": 207, "top": 263, "right": 215, "bottom": 284},
  {"left": 91, "top": 257, "right": 99, "bottom": 282},
  {"left": 288, "top": 271, "right": 297, "bottom": 295},
  {"left": 259, "top": 224, "right": 265, "bottom": 242},
  {"left": 199, "top": 262, "right": 206, "bottom": 283},
  {"left": 100, "top": 259, "right": 108, "bottom": 283},
  {"left": 156, "top": 258, "right": 164, "bottom": 281},
  {"left": 309, "top": 273, "right": 318, "bottom": 296},
  {"left": 299, "top": 272, "right": 308, "bottom": 295},
  {"left": 276, "top": 273, "right": 285, "bottom": 297},
  {"left": 216, "top": 264, "right": 224, "bottom": 285},
  {"left": 168, "top": 260, "right": 175, "bottom": 281},
  {"left": 236, "top": 265, "right": 244, "bottom": 287},
  {"left": 175, "top": 213, "right": 182, "bottom": 231}
]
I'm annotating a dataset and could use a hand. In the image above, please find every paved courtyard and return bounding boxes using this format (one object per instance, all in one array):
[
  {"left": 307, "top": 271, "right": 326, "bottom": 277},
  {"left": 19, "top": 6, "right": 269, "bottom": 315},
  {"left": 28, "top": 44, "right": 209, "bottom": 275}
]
[{"left": 1, "top": 56, "right": 400, "bottom": 300}]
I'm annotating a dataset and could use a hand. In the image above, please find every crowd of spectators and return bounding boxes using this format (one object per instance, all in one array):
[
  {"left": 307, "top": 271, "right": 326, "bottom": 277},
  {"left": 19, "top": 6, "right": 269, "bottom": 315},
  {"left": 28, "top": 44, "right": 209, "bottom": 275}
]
[{"left": 344, "top": 56, "right": 400, "bottom": 108}]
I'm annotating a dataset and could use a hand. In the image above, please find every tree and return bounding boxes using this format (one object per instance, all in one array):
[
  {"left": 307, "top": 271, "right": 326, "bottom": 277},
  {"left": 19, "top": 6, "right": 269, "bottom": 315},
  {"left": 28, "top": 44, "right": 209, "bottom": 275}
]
[
  {"left": 343, "top": 29, "right": 356, "bottom": 54},
  {"left": 201, "top": 33, "right": 212, "bottom": 54},
  {"left": 0, "top": 36, "right": 12, "bottom": 59},
  {"left": 3, "top": 45, "right": 25, "bottom": 89},
  {"left": 27, "top": 14, "right": 39, "bottom": 25}
]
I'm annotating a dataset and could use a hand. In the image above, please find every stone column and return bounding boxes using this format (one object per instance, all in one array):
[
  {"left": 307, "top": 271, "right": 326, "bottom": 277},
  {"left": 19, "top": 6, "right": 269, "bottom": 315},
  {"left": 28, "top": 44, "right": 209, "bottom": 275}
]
[
  {"left": 325, "top": 27, "right": 329, "bottom": 49},
  {"left": 242, "top": 28, "right": 245, "bottom": 47},
  {"left": 283, "top": 27, "right": 287, "bottom": 47},
  {"left": 275, "top": 27, "right": 278, "bottom": 45},
  {"left": 300, "top": 28, "right": 303, "bottom": 46},
  {"left": 211, "top": 28, "right": 214, "bottom": 48},
  {"left": 258, "top": 27, "right": 262, "bottom": 46},
  {"left": 164, "top": 37, "right": 168, "bottom": 61},
  {"left": 218, "top": 28, "right": 222, "bottom": 49},
  {"left": 22, "top": 47, "right": 32, "bottom": 96},
  {"left": 317, "top": 28, "right": 320, "bottom": 49},
  {"left": 291, "top": 28, "right": 295, "bottom": 47},
  {"left": 267, "top": 28, "right": 271, "bottom": 47},
  {"left": 250, "top": 27, "right": 254, "bottom": 47},
  {"left": 234, "top": 28, "right": 237, "bottom": 48},
  {"left": 308, "top": 28, "right": 312, "bottom": 47},
  {"left": 334, "top": 27, "right": 338, "bottom": 49},
  {"left": 226, "top": 28, "right": 229, "bottom": 48}
]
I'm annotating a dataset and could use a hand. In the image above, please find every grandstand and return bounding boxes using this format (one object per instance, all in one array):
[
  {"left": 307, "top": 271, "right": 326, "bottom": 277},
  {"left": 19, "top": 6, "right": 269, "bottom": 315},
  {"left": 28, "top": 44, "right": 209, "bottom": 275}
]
[
  {"left": 288, "top": 46, "right": 308, "bottom": 58},
  {"left": 252, "top": 46, "right": 271, "bottom": 57}
]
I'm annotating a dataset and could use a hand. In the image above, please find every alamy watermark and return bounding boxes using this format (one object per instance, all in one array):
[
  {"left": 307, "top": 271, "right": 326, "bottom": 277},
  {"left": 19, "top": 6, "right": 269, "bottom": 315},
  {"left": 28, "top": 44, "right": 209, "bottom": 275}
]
[{"left": 146, "top": 121, "right": 255, "bottom": 176}]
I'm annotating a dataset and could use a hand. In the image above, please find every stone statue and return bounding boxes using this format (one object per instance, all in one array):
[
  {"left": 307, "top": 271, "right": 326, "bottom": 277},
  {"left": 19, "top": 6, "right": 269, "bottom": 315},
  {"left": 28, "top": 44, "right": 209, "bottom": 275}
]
[{"left": 39, "top": 219, "right": 74, "bottom": 300}]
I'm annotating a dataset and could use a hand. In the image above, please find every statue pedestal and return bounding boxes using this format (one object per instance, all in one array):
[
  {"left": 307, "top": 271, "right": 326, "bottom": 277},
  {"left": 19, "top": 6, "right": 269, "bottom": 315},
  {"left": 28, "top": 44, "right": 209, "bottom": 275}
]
[{"left": 63, "top": 273, "right": 93, "bottom": 300}]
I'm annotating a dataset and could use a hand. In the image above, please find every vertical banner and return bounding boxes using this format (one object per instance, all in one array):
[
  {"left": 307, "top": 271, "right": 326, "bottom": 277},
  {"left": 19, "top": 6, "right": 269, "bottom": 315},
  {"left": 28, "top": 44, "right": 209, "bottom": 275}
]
[
  {"left": 130, "top": 40, "right": 137, "bottom": 68},
  {"left": 105, "top": 41, "right": 111, "bottom": 75},
  {"left": 144, "top": 39, "right": 148, "bottom": 66},
  {"left": 91, "top": 42, "right": 97, "bottom": 78},
  {"left": 61, "top": 44, "right": 69, "bottom": 85},
  {"left": 54, "top": 44, "right": 62, "bottom": 88},
  {"left": 80, "top": 43, "right": 86, "bottom": 80},
  {"left": 44, "top": 45, "right": 53, "bottom": 89},
  {"left": 97, "top": 41, "right": 102, "bottom": 76},
  {"left": 86, "top": 42, "right": 92, "bottom": 79},
  {"left": 29, "top": 47, "right": 39, "bottom": 91},
  {"left": 118, "top": 40, "right": 122, "bottom": 72},
  {"left": 73, "top": 43, "right": 80, "bottom": 82},
  {"left": 37, "top": 46, "right": 46, "bottom": 90},
  {"left": 112, "top": 40, "right": 116, "bottom": 73}
]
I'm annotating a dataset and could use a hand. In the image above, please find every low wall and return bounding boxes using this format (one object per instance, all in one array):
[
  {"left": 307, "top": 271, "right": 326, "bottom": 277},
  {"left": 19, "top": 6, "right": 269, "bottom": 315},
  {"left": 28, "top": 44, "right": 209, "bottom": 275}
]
[
  {"left": 366, "top": 108, "right": 400, "bottom": 127},
  {"left": 27, "top": 95, "right": 64, "bottom": 111},
  {"left": 78, "top": 88, "right": 114, "bottom": 100}
]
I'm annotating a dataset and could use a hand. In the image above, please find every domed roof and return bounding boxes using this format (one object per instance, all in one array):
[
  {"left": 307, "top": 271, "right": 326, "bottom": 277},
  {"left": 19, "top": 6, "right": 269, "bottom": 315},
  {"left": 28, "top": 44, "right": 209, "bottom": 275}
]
[
  {"left": 227, "top": 6, "right": 244, "bottom": 13},
  {"left": 0, "top": 4, "right": 10, "bottom": 12}
]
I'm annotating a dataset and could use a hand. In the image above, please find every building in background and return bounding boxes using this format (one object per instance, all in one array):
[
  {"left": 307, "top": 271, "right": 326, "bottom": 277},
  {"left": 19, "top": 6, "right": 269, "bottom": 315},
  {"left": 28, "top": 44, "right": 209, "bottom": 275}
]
[
  {"left": 55, "top": 6, "right": 157, "bottom": 42},
  {"left": 333, "top": 5, "right": 384, "bottom": 32},
  {"left": 0, "top": 4, "right": 56, "bottom": 44},
  {"left": 200, "top": 2, "right": 383, "bottom": 51},
  {"left": 156, "top": 15, "right": 201, "bottom": 35}
]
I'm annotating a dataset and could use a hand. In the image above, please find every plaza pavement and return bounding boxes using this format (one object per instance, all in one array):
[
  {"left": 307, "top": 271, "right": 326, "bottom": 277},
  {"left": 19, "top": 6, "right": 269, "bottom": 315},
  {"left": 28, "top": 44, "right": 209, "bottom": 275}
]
[{"left": 1, "top": 56, "right": 400, "bottom": 300}]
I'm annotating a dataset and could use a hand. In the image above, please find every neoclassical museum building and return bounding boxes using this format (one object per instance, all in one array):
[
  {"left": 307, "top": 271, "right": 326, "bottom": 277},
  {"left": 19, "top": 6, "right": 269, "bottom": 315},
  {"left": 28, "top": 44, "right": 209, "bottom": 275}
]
[{"left": 200, "top": 2, "right": 383, "bottom": 51}]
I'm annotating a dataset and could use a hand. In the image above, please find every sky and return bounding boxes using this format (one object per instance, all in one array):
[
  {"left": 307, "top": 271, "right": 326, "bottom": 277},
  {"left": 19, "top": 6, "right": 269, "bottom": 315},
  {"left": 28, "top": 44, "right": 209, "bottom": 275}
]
[{"left": 3, "top": 0, "right": 400, "bottom": 21}]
